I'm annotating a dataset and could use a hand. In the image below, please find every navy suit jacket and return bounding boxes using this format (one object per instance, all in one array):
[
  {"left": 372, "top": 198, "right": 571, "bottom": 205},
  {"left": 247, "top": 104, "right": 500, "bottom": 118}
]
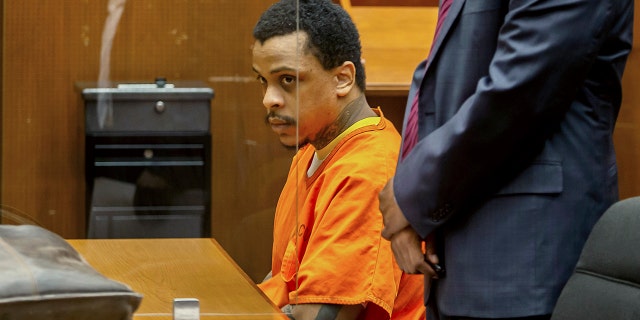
[{"left": 393, "top": 0, "right": 634, "bottom": 317}]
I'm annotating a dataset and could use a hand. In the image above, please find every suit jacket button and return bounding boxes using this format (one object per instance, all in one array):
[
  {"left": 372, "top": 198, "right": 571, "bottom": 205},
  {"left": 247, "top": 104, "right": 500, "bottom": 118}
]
[{"left": 431, "top": 204, "right": 453, "bottom": 222}]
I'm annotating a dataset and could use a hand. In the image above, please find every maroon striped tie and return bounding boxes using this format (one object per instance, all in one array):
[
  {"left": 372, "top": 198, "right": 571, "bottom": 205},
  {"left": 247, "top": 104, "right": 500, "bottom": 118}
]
[{"left": 401, "top": 0, "right": 453, "bottom": 159}]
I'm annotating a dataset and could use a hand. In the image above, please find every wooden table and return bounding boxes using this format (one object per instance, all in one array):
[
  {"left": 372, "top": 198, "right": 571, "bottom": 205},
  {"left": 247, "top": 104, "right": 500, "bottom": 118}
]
[{"left": 67, "top": 238, "right": 287, "bottom": 320}]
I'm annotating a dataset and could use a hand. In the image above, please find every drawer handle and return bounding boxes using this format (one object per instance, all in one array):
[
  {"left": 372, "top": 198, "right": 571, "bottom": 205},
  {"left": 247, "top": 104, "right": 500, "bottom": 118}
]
[
  {"left": 143, "top": 149, "right": 154, "bottom": 159},
  {"left": 155, "top": 101, "right": 166, "bottom": 113}
]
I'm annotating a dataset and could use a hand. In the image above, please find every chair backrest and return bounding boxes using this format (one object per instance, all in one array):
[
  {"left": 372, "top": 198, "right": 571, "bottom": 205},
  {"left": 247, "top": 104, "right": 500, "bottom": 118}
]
[
  {"left": 551, "top": 196, "right": 640, "bottom": 319},
  {"left": 0, "top": 205, "right": 43, "bottom": 226}
]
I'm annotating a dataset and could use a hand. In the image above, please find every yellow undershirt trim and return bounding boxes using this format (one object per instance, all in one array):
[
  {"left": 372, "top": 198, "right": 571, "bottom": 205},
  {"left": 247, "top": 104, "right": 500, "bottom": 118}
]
[
  {"left": 307, "top": 116, "right": 380, "bottom": 177},
  {"left": 316, "top": 116, "right": 380, "bottom": 160}
]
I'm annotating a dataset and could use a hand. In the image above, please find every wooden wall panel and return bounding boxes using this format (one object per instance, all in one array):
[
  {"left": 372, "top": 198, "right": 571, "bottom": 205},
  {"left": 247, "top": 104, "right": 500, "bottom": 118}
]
[
  {"left": 1, "top": 0, "right": 290, "bottom": 282},
  {"left": 2, "top": 1, "right": 86, "bottom": 232},
  {"left": 613, "top": 1, "right": 640, "bottom": 200},
  {"left": 0, "top": 1, "right": 3, "bottom": 203}
]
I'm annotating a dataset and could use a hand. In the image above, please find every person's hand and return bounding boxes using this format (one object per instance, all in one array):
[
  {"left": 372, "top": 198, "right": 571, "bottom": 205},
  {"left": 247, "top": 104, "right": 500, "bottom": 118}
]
[
  {"left": 390, "top": 227, "right": 430, "bottom": 274},
  {"left": 390, "top": 229, "right": 441, "bottom": 278},
  {"left": 423, "top": 233, "right": 441, "bottom": 279},
  {"left": 379, "top": 177, "right": 411, "bottom": 240}
]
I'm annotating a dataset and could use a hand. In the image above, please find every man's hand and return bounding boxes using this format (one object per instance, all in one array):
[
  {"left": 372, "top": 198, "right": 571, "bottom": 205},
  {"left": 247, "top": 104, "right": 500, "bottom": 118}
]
[
  {"left": 379, "top": 178, "right": 411, "bottom": 240},
  {"left": 380, "top": 178, "right": 442, "bottom": 278},
  {"left": 389, "top": 227, "right": 430, "bottom": 274},
  {"left": 423, "top": 233, "right": 442, "bottom": 279},
  {"left": 390, "top": 228, "right": 441, "bottom": 278}
]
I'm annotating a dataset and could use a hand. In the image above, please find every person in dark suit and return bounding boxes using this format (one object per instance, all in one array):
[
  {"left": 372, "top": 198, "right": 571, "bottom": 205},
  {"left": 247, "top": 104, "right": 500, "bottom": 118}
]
[{"left": 378, "top": 0, "right": 634, "bottom": 319}]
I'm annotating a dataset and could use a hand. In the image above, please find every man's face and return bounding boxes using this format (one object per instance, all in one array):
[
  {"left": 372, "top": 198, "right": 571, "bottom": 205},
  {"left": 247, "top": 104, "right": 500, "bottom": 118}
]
[{"left": 252, "top": 32, "right": 340, "bottom": 149}]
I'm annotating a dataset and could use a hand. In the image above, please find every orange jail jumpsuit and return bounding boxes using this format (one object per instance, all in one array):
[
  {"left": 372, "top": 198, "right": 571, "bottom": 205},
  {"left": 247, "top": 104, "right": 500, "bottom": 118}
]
[{"left": 259, "top": 108, "right": 425, "bottom": 319}]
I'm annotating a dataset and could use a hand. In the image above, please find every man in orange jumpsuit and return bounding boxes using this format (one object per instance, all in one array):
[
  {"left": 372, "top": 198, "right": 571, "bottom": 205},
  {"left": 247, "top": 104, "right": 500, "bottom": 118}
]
[{"left": 251, "top": 0, "right": 425, "bottom": 319}]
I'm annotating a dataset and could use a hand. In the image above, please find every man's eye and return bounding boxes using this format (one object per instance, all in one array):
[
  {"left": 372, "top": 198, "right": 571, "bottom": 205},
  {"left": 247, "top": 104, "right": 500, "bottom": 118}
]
[
  {"left": 256, "top": 76, "right": 266, "bottom": 85},
  {"left": 281, "top": 76, "right": 296, "bottom": 85}
]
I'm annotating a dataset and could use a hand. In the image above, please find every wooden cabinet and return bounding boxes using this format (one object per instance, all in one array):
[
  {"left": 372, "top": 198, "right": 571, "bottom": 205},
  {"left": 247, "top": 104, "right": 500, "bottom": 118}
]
[{"left": 80, "top": 81, "right": 213, "bottom": 238}]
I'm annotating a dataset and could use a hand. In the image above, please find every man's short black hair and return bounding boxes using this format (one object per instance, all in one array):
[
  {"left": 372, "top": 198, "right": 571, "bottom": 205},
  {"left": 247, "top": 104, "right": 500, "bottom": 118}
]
[{"left": 253, "top": 0, "right": 366, "bottom": 91}]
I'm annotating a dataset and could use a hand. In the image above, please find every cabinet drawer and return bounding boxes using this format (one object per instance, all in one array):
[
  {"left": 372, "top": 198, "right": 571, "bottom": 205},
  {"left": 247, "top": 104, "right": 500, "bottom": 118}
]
[
  {"left": 79, "top": 81, "right": 214, "bottom": 132},
  {"left": 85, "top": 99, "right": 210, "bottom": 132}
]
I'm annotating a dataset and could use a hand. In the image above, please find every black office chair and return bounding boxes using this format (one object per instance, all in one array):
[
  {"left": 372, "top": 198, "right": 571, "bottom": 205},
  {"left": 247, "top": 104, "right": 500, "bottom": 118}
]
[{"left": 551, "top": 196, "right": 640, "bottom": 320}]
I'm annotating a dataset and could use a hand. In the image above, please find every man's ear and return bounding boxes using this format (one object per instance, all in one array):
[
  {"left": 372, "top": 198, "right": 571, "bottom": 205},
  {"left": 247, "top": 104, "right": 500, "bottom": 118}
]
[{"left": 335, "top": 61, "right": 356, "bottom": 97}]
